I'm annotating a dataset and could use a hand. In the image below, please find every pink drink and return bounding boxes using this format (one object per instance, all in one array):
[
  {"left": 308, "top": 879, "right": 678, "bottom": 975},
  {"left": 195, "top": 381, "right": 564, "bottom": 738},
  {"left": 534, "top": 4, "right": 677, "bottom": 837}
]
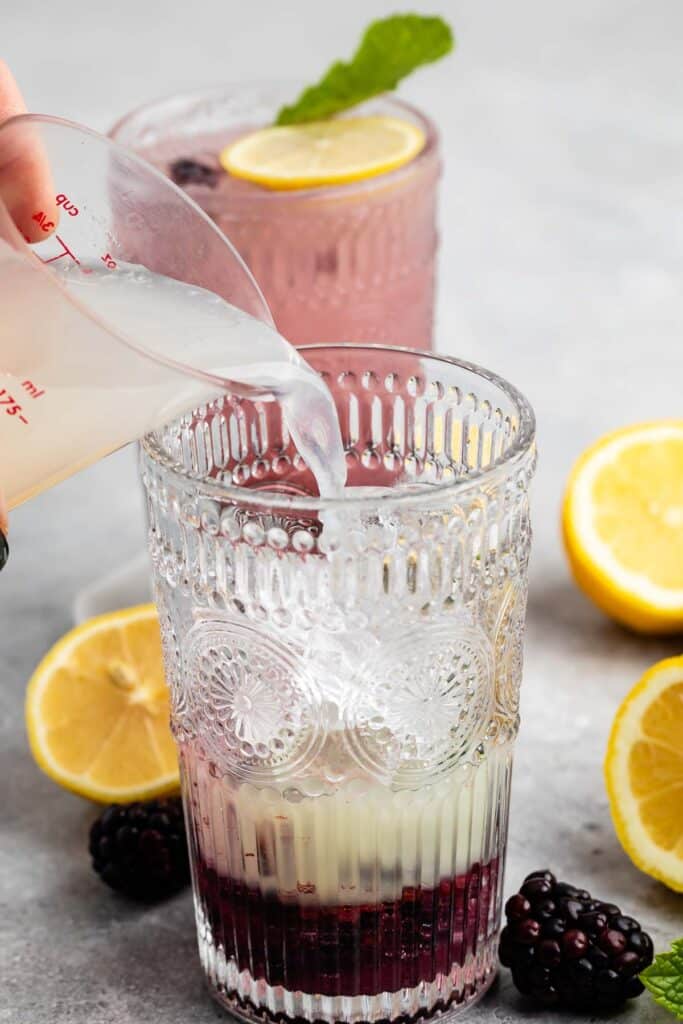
[{"left": 111, "top": 85, "right": 440, "bottom": 348}]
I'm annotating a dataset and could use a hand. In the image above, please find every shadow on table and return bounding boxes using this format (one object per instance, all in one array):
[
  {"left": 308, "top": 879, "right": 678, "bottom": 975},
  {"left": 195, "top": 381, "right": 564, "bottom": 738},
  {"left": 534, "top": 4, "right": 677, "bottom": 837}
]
[
  {"left": 46, "top": 858, "right": 226, "bottom": 1020},
  {"left": 526, "top": 575, "right": 682, "bottom": 660}
]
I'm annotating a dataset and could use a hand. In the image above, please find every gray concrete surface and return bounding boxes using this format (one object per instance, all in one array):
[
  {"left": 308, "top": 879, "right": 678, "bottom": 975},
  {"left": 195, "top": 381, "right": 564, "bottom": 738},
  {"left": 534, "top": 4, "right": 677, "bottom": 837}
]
[{"left": 1, "top": 1, "right": 682, "bottom": 1021}]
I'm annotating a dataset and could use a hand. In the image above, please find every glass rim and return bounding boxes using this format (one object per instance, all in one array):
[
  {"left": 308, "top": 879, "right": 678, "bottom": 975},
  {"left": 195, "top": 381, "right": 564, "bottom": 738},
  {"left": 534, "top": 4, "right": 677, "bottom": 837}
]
[
  {"left": 109, "top": 80, "right": 440, "bottom": 203},
  {"left": 141, "top": 344, "right": 536, "bottom": 511}
]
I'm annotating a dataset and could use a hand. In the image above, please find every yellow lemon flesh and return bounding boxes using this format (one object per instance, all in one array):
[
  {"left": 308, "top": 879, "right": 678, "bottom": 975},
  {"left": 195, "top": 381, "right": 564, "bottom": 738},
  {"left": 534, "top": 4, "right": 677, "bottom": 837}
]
[
  {"left": 562, "top": 420, "right": 683, "bottom": 633},
  {"left": 605, "top": 655, "right": 683, "bottom": 892},
  {"left": 220, "top": 115, "right": 426, "bottom": 190},
  {"left": 25, "top": 604, "right": 179, "bottom": 803}
]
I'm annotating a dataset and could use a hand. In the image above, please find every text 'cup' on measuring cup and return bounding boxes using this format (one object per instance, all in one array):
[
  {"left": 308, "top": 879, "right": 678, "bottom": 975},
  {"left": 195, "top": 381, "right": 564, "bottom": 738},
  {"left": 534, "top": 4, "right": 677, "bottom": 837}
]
[{"left": 0, "top": 114, "right": 275, "bottom": 510}]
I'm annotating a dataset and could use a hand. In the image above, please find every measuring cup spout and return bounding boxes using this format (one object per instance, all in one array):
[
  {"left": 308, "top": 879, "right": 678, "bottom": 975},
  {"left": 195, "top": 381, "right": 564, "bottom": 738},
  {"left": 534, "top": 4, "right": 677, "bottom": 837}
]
[{"left": 0, "top": 114, "right": 276, "bottom": 509}]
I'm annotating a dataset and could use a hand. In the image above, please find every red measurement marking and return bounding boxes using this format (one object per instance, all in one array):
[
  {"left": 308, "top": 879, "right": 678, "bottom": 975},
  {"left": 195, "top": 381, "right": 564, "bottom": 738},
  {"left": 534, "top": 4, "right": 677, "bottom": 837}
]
[
  {"left": 101, "top": 252, "right": 117, "bottom": 270},
  {"left": 0, "top": 388, "right": 29, "bottom": 424},
  {"left": 32, "top": 211, "right": 56, "bottom": 233},
  {"left": 40, "top": 234, "right": 80, "bottom": 266},
  {"left": 55, "top": 193, "right": 79, "bottom": 217},
  {"left": 21, "top": 380, "right": 45, "bottom": 400}
]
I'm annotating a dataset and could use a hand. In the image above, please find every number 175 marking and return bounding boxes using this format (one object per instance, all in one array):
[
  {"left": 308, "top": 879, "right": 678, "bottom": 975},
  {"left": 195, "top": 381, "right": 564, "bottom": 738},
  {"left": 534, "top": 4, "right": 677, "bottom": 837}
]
[{"left": 0, "top": 389, "right": 29, "bottom": 424}]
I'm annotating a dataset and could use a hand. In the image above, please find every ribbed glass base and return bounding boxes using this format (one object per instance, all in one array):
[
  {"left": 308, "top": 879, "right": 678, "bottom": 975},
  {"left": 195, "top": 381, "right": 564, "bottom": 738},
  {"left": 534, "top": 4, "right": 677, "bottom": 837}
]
[{"left": 198, "top": 920, "right": 498, "bottom": 1024}]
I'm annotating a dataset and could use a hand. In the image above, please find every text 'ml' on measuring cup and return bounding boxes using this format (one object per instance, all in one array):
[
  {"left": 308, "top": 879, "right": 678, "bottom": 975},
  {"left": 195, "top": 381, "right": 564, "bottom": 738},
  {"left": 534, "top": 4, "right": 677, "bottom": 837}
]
[{"left": 0, "top": 114, "right": 274, "bottom": 509}]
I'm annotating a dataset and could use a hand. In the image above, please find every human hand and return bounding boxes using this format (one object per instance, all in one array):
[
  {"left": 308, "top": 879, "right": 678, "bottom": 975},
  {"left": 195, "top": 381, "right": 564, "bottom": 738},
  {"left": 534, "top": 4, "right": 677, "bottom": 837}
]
[
  {"left": 0, "top": 490, "right": 6, "bottom": 565},
  {"left": 0, "top": 60, "right": 57, "bottom": 243},
  {"left": 0, "top": 62, "right": 56, "bottom": 568}
]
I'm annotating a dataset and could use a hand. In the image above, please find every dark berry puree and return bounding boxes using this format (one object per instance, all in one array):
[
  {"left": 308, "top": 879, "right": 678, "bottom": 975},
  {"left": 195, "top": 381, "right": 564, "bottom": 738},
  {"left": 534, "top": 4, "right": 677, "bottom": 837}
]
[{"left": 195, "top": 855, "right": 499, "bottom": 997}]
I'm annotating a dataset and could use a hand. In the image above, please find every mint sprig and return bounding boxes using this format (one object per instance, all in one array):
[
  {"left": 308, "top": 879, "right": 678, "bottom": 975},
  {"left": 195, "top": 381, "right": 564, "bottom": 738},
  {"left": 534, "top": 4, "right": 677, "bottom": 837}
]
[
  {"left": 275, "top": 14, "right": 454, "bottom": 126},
  {"left": 641, "top": 939, "right": 683, "bottom": 1019}
]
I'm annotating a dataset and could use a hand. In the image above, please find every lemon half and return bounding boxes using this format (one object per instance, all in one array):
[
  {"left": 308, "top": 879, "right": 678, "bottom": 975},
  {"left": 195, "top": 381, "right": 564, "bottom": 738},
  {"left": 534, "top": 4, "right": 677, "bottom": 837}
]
[
  {"left": 606, "top": 655, "right": 683, "bottom": 892},
  {"left": 26, "top": 604, "right": 179, "bottom": 803},
  {"left": 563, "top": 421, "right": 683, "bottom": 633}
]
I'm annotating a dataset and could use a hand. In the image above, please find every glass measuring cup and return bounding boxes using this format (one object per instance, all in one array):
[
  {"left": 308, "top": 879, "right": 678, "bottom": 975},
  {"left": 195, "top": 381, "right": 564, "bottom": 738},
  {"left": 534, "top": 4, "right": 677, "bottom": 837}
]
[{"left": 0, "top": 114, "right": 274, "bottom": 509}]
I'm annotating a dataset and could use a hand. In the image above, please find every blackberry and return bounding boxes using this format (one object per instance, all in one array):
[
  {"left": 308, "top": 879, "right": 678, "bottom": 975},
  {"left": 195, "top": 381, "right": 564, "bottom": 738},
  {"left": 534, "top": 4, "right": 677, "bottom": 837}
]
[
  {"left": 169, "top": 158, "right": 219, "bottom": 189},
  {"left": 499, "top": 870, "right": 653, "bottom": 1011},
  {"left": 89, "top": 797, "right": 190, "bottom": 901}
]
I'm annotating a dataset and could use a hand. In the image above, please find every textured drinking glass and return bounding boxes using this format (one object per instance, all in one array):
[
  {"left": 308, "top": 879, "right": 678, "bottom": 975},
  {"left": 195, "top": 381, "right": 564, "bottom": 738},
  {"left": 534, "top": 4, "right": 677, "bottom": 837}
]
[
  {"left": 112, "top": 85, "right": 440, "bottom": 349},
  {"left": 140, "top": 346, "right": 536, "bottom": 1023}
]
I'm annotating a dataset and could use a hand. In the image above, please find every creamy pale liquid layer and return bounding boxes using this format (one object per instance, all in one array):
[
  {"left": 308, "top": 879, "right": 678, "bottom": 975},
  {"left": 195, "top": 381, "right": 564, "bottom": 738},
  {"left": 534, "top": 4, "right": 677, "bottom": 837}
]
[
  {"left": 0, "top": 243, "right": 345, "bottom": 505},
  {"left": 183, "top": 742, "right": 508, "bottom": 904}
]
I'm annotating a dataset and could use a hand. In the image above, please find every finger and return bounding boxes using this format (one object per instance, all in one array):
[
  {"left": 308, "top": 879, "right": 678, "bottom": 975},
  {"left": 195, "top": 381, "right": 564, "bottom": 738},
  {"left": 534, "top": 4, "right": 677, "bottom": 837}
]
[
  {"left": 0, "top": 59, "right": 25, "bottom": 122},
  {"left": 0, "top": 487, "right": 8, "bottom": 572},
  {"left": 0, "top": 61, "right": 58, "bottom": 242}
]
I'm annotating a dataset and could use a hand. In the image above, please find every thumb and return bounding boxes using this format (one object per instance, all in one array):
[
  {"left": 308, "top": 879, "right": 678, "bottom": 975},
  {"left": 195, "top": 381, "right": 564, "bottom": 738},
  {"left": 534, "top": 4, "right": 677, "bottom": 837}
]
[
  {"left": 0, "top": 489, "right": 8, "bottom": 572},
  {"left": 0, "top": 61, "right": 59, "bottom": 242}
]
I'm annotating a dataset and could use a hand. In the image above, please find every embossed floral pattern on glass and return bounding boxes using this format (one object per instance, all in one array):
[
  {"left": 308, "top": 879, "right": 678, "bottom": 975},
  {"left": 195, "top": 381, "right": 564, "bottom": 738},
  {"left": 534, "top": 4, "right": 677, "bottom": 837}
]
[{"left": 140, "top": 346, "right": 536, "bottom": 1024}]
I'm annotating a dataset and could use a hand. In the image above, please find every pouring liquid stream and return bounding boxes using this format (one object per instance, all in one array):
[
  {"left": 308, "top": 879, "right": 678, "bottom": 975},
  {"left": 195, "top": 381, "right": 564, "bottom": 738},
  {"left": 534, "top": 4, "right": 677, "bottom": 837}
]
[{"left": 0, "top": 240, "right": 347, "bottom": 507}]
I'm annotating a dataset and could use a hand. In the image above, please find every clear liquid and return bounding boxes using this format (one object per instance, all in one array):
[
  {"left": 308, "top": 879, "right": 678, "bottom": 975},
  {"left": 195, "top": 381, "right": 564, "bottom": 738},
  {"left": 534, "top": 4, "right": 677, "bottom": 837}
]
[
  {"left": 0, "top": 243, "right": 346, "bottom": 505},
  {"left": 56, "top": 260, "right": 347, "bottom": 499}
]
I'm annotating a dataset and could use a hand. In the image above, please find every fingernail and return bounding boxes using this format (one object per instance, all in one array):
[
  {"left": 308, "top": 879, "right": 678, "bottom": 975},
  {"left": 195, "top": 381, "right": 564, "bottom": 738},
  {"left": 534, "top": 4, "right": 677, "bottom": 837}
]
[{"left": 0, "top": 531, "right": 8, "bottom": 571}]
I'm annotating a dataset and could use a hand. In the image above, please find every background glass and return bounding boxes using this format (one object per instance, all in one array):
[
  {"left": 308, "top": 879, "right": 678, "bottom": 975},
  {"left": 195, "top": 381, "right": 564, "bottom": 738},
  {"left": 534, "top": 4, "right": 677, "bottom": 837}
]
[{"left": 112, "top": 85, "right": 441, "bottom": 350}]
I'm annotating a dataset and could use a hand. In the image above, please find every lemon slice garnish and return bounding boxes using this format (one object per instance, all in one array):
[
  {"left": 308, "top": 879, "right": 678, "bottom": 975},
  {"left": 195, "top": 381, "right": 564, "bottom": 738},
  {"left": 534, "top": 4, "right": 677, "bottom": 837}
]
[{"left": 220, "top": 115, "right": 426, "bottom": 190}]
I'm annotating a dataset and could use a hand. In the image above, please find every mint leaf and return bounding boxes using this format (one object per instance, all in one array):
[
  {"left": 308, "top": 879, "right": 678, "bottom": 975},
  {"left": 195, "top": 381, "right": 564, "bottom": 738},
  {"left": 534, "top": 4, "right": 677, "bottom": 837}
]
[
  {"left": 275, "top": 14, "right": 454, "bottom": 126},
  {"left": 641, "top": 939, "right": 683, "bottom": 1019}
]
